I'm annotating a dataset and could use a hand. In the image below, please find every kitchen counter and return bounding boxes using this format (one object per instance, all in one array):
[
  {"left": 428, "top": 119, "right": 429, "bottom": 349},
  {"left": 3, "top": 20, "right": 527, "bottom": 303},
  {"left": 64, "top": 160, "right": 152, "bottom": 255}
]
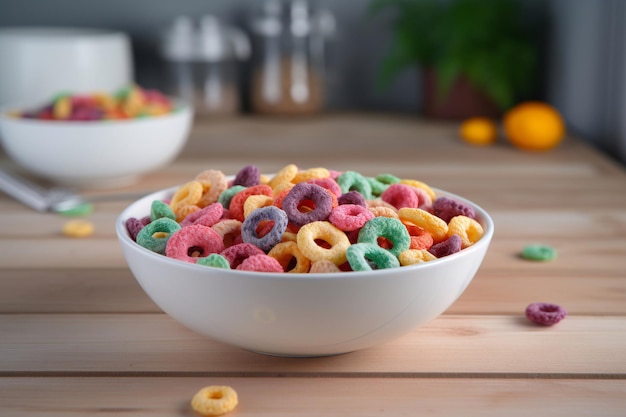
[{"left": 1, "top": 113, "right": 625, "bottom": 416}]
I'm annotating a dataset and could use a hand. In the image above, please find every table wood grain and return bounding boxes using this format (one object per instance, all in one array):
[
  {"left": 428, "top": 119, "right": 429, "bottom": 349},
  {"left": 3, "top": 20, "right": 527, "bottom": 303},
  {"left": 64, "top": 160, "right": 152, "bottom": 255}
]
[{"left": 1, "top": 113, "right": 625, "bottom": 416}]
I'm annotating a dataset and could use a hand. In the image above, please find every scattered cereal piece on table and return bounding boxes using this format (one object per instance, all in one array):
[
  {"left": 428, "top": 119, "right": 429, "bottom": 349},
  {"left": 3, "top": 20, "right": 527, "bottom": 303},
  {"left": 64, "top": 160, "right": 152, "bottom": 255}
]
[
  {"left": 56, "top": 202, "right": 94, "bottom": 217},
  {"left": 521, "top": 244, "right": 557, "bottom": 261},
  {"left": 191, "top": 385, "right": 238, "bottom": 416},
  {"left": 525, "top": 302, "right": 568, "bottom": 325},
  {"left": 62, "top": 219, "right": 95, "bottom": 238}
]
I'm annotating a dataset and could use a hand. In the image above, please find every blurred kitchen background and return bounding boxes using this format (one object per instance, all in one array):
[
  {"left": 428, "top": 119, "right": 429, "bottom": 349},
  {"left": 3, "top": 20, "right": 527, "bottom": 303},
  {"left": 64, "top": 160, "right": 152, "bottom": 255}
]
[{"left": 1, "top": 0, "right": 626, "bottom": 164}]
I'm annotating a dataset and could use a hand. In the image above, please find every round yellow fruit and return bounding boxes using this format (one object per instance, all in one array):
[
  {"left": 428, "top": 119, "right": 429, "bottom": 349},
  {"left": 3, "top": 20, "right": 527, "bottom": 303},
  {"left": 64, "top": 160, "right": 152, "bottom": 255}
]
[
  {"left": 459, "top": 117, "right": 498, "bottom": 146},
  {"left": 503, "top": 102, "right": 565, "bottom": 151}
]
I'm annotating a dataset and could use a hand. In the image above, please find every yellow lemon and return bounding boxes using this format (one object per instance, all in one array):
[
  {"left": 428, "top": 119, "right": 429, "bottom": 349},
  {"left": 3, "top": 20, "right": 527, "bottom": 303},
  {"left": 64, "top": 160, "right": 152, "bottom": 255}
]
[
  {"left": 503, "top": 102, "right": 565, "bottom": 151},
  {"left": 459, "top": 117, "right": 498, "bottom": 146}
]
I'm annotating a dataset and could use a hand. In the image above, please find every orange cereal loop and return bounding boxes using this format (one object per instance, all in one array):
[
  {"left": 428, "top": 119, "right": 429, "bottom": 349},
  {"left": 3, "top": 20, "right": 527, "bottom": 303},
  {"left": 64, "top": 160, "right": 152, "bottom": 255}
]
[
  {"left": 268, "top": 241, "right": 312, "bottom": 273},
  {"left": 398, "top": 207, "right": 448, "bottom": 243},
  {"left": 191, "top": 385, "right": 238, "bottom": 416},
  {"left": 398, "top": 249, "right": 437, "bottom": 266},
  {"left": 310, "top": 259, "right": 342, "bottom": 273},
  {"left": 169, "top": 181, "right": 203, "bottom": 211},
  {"left": 399, "top": 179, "right": 436, "bottom": 201},
  {"left": 121, "top": 86, "right": 146, "bottom": 117},
  {"left": 53, "top": 96, "right": 72, "bottom": 119},
  {"left": 244, "top": 194, "right": 274, "bottom": 218},
  {"left": 447, "top": 215, "right": 484, "bottom": 248},
  {"left": 174, "top": 204, "right": 200, "bottom": 223},
  {"left": 293, "top": 167, "right": 330, "bottom": 183},
  {"left": 296, "top": 221, "right": 351, "bottom": 265},
  {"left": 92, "top": 92, "right": 116, "bottom": 111},
  {"left": 195, "top": 170, "right": 228, "bottom": 207},
  {"left": 269, "top": 164, "right": 298, "bottom": 189},
  {"left": 368, "top": 206, "right": 399, "bottom": 219}
]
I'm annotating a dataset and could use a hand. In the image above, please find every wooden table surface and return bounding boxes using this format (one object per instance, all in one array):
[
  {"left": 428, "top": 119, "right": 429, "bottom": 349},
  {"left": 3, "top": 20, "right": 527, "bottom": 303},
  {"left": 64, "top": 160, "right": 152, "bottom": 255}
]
[{"left": 1, "top": 113, "right": 625, "bottom": 416}]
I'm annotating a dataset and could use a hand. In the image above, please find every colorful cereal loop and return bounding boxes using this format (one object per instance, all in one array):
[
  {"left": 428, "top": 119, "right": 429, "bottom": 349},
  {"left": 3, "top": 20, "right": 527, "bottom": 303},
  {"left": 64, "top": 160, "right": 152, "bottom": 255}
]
[
  {"left": 195, "top": 169, "right": 228, "bottom": 207},
  {"left": 447, "top": 215, "right": 484, "bottom": 248},
  {"left": 136, "top": 217, "right": 181, "bottom": 255},
  {"left": 336, "top": 171, "right": 373, "bottom": 200},
  {"left": 267, "top": 241, "right": 312, "bottom": 273},
  {"left": 293, "top": 167, "right": 330, "bottom": 183},
  {"left": 357, "top": 216, "right": 410, "bottom": 257},
  {"left": 165, "top": 224, "right": 225, "bottom": 263},
  {"left": 346, "top": 242, "right": 401, "bottom": 271},
  {"left": 196, "top": 253, "right": 231, "bottom": 269},
  {"left": 169, "top": 181, "right": 203, "bottom": 211},
  {"left": 150, "top": 200, "right": 176, "bottom": 221},
  {"left": 399, "top": 179, "right": 436, "bottom": 201},
  {"left": 268, "top": 164, "right": 298, "bottom": 189},
  {"left": 398, "top": 249, "right": 437, "bottom": 265},
  {"left": 241, "top": 206, "right": 289, "bottom": 252},
  {"left": 296, "top": 221, "right": 351, "bottom": 265},
  {"left": 398, "top": 207, "right": 449, "bottom": 243}
]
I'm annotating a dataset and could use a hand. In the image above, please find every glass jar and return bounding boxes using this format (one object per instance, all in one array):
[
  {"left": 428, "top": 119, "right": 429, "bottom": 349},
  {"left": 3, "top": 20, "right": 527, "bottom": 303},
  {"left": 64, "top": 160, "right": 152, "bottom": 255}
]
[{"left": 249, "top": 0, "right": 335, "bottom": 116}]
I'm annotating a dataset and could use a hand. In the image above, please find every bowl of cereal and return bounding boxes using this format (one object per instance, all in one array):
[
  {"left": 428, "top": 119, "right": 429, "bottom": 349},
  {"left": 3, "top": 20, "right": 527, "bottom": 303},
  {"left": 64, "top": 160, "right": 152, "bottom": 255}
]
[
  {"left": 115, "top": 165, "right": 494, "bottom": 356},
  {"left": 0, "top": 86, "right": 193, "bottom": 188}
]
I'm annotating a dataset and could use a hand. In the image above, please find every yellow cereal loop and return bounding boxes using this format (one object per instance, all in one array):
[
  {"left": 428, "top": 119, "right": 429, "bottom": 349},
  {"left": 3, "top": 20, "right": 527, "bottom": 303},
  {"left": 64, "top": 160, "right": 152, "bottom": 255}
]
[
  {"left": 62, "top": 219, "right": 94, "bottom": 238},
  {"left": 268, "top": 241, "right": 312, "bottom": 273},
  {"left": 268, "top": 164, "right": 298, "bottom": 189},
  {"left": 260, "top": 174, "right": 271, "bottom": 184},
  {"left": 399, "top": 249, "right": 437, "bottom": 265},
  {"left": 447, "top": 215, "right": 484, "bottom": 248},
  {"left": 310, "top": 259, "right": 342, "bottom": 273},
  {"left": 293, "top": 167, "right": 330, "bottom": 183},
  {"left": 399, "top": 179, "right": 436, "bottom": 201},
  {"left": 281, "top": 231, "right": 298, "bottom": 242},
  {"left": 398, "top": 208, "right": 448, "bottom": 243},
  {"left": 174, "top": 204, "right": 200, "bottom": 223},
  {"left": 53, "top": 96, "right": 72, "bottom": 119},
  {"left": 191, "top": 385, "right": 238, "bottom": 416},
  {"left": 92, "top": 92, "right": 116, "bottom": 111},
  {"left": 169, "top": 181, "right": 203, "bottom": 211},
  {"left": 243, "top": 194, "right": 274, "bottom": 218},
  {"left": 122, "top": 86, "right": 146, "bottom": 117},
  {"left": 195, "top": 170, "right": 228, "bottom": 207},
  {"left": 272, "top": 181, "right": 295, "bottom": 197},
  {"left": 296, "top": 221, "right": 351, "bottom": 265}
]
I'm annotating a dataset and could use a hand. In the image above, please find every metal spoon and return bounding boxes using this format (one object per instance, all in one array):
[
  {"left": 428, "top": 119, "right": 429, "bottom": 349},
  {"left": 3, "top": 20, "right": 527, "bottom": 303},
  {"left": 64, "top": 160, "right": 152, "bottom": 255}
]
[{"left": 0, "top": 168, "right": 149, "bottom": 213}]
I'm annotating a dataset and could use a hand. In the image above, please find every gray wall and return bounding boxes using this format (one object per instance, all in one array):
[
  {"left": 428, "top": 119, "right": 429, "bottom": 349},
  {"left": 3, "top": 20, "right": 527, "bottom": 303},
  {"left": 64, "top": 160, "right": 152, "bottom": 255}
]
[{"left": 2, "top": 0, "right": 625, "bottom": 164}]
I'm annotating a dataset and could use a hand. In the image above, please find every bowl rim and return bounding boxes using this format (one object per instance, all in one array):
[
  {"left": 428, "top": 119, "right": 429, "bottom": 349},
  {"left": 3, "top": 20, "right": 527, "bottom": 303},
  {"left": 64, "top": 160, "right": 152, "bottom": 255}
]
[
  {"left": 0, "top": 97, "right": 192, "bottom": 127},
  {"left": 116, "top": 183, "right": 495, "bottom": 281}
]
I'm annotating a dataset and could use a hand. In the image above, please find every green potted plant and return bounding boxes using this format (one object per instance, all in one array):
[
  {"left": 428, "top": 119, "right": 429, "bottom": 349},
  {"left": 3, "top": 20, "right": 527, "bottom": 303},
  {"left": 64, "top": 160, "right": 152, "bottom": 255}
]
[{"left": 370, "top": 0, "right": 539, "bottom": 119}]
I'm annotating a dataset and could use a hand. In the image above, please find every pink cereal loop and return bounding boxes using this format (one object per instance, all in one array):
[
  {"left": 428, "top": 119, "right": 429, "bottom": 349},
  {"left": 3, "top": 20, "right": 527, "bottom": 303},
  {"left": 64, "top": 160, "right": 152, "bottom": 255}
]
[
  {"left": 237, "top": 254, "right": 284, "bottom": 272},
  {"left": 268, "top": 164, "right": 298, "bottom": 189},
  {"left": 293, "top": 167, "right": 331, "bottom": 183},
  {"left": 329, "top": 204, "right": 375, "bottom": 232},
  {"left": 174, "top": 204, "right": 200, "bottom": 223},
  {"left": 165, "top": 224, "right": 225, "bottom": 263},
  {"left": 399, "top": 179, "right": 436, "bottom": 201},
  {"left": 381, "top": 183, "right": 419, "bottom": 210},
  {"left": 195, "top": 169, "right": 228, "bottom": 207},
  {"left": 169, "top": 181, "right": 203, "bottom": 212},
  {"left": 180, "top": 203, "right": 223, "bottom": 228},
  {"left": 398, "top": 249, "right": 437, "bottom": 266},
  {"left": 447, "top": 215, "right": 484, "bottom": 248},
  {"left": 409, "top": 186, "right": 433, "bottom": 210},
  {"left": 398, "top": 207, "right": 449, "bottom": 243},
  {"left": 243, "top": 195, "right": 274, "bottom": 218},
  {"left": 211, "top": 219, "right": 243, "bottom": 247},
  {"left": 308, "top": 177, "right": 342, "bottom": 197}
]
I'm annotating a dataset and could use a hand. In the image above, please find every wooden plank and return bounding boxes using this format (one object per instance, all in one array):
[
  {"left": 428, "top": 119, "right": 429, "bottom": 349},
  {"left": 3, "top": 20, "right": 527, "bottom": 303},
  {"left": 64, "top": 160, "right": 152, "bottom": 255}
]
[
  {"left": 1, "top": 315, "right": 624, "bottom": 375},
  {"left": 1, "top": 268, "right": 625, "bottom": 315},
  {"left": 1, "top": 377, "right": 625, "bottom": 417}
]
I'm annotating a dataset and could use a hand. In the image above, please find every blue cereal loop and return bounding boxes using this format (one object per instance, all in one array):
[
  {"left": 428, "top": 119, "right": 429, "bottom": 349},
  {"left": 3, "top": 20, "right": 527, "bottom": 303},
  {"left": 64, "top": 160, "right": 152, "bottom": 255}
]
[{"left": 241, "top": 206, "right": 289, "bottom": 252}]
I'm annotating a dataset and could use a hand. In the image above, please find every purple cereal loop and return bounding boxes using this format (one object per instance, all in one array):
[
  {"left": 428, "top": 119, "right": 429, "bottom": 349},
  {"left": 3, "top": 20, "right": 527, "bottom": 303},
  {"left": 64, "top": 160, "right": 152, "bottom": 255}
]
[
  {"left": 337, "top": 190, "right": 367, "bottom": 208},
  {"left": 140, "top": 216, "right": 152, "bottom": 225},
  {"left": 233, "top": 165, "right": 261, "bottom": 187},
  {"left": 282, "top": 183, "right": 334, "bottom": 227},
  {"left": 220, "top": 243, "right": 265, "bottom": 269},
  {"left": 125, "top": 217, "right": 145, "bottom": 241},
  {"left": 428, "top": 234, "right": 462, "bottom": 258},
  {"left": 432, "top": 197, "right": 476, "bottom": 223},
  {"left": 180, "top": 203, "right": 224, "bottom": 228},
  {"left": 241, "top": 206, "right": 289, "bottom": 252},
  {"left": 525, "top": 302, "right": 568, "bottom": 326}
]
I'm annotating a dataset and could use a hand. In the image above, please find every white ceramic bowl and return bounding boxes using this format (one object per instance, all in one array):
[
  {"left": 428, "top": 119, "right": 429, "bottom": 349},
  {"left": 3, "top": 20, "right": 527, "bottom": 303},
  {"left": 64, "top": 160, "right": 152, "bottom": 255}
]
[
  {"left": 0, "top": 27, "right": 132, "bottom": 108},
  {"left": 116, "top": 185, "right": 494, "bottom": 357},
  {"left": 0, "top": 102, "right": 193, "bottom": 188}
]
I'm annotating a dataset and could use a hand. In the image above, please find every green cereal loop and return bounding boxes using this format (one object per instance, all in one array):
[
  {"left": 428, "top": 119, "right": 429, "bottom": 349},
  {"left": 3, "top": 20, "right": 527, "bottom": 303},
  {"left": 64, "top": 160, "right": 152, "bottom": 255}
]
[
  {"left": 150, "top": 200, "right": 176, "bottom": 221},
  {"left": 218, "top": 185, "right": 247, "bottom": 209},
  {"left": 136, "top": 217, "right": 181, "bottom": 255},
  {"left": 375, "top": 173, "right": 401, "bottom": 185},
  {"left": 347, "top": 242, "right": 400, "bottom": 271},
  {"left": 197, "top": 253, "right": 231, "bottom": 269},
  {"left": 57, "top": 202, "right": 94, "bottom": 217},
  {"left": 337, "top": 171, "right": 373, "bottom": 200},
  {"left": 521, "top": 244, "right": 558, "bottom": 261},
  {"left": 357, "top": 216, "right": 410, "bottom": 257},
  {"left": 366, "top": 177, "right": 389, "bottom": 197}
]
